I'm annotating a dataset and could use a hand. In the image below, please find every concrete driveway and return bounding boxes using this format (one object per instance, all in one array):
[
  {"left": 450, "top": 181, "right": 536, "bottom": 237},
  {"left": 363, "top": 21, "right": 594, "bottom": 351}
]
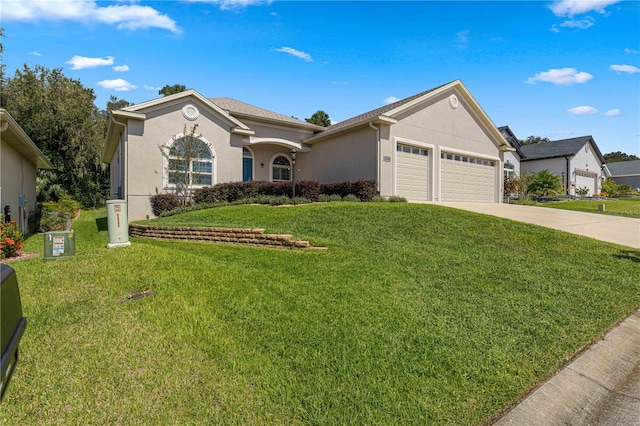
[{"left": 438, "top": 202, "right": 640, "bottom": 249}]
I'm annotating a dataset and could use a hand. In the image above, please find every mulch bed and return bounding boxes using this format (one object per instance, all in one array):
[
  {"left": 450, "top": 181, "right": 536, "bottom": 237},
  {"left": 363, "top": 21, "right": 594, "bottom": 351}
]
[{"left": 0, "top": 252, "right": 40, "bottom": 263}]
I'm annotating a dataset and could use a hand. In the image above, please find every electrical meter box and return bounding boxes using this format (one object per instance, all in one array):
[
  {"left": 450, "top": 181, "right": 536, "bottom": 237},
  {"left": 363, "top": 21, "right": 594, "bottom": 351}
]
[{"left": 43, "top": 230, "right": 76, "bottom": 261}]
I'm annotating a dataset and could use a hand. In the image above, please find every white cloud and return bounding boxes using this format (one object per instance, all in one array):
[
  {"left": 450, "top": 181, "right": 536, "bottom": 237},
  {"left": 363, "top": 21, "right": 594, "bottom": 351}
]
[
  {"left": 456, "top": 30, "right": 470, "bottom": 43},
  {"left": 549, "top": 0, "right": 621, "bottom": 17},
  {"left": 610, "top": 64, "right": 640, "bottom": 74},
  {"left": 2, "top": 0, "right": 180, "bottom": 34},
  {"left": 183, "top": 0, "right": 270, "bottom": 10},
  {"left": 144, "top": 85, "right": 161, "bottom": 91},
  {"left": 97, "top": 79, "right": 137, "bottom": 91},
  {"left": 526, "top": 67, "right": 593, "bottom": 85},
  {"left": 29, "top": 51, "right": 42, "bottom": 56},
  {"left": 113, "top": 65, "right": 130, "bottom": 72},
  {"left": 384, "top": 96, "right": 399, "bottom": 105},
  {"left": 568, "top": 106, "right": 598, "bottom": 115},
  {"left": 274, "top": 47, "right": 312, "bottom": 62},
  {"left": 625, "top": 48, "right": 639, "bottom": 55},
  {"left": 559, "top": 17, "right": 595, "bottom": 29},
  {"left": 66, "top": 55, "right": 115, "bottom": 70},
  {"left": 605, "top": 109, "right": 621, "bottom": 116}
]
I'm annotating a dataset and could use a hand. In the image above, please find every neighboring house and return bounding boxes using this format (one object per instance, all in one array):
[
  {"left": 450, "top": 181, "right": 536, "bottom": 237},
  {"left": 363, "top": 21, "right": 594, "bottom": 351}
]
[
  {"left": 103, "top": 80, "right": 515, "bottom": 221},
  {"left": 497, "top": 126, "right": 525, "bottom": 179},
  {"left": 1, "top": 109, "right": 54, "bottom": 234},
  {"left": 520, "top": 136, "right": 606, "bottom": 196},
  {"left": 604, "top": 160, "right": 640, "bottom": 190}
]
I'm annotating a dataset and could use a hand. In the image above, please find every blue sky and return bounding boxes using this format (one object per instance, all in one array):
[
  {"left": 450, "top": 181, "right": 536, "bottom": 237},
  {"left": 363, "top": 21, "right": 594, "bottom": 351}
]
[{"left": 2, "top": 0, "right": 639, "bottom": 156}]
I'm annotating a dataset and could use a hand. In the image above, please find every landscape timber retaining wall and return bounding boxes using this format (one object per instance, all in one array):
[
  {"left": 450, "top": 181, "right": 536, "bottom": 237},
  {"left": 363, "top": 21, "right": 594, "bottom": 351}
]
[{"left": 129, "top": 224, "right": 324, "bottom": 250}]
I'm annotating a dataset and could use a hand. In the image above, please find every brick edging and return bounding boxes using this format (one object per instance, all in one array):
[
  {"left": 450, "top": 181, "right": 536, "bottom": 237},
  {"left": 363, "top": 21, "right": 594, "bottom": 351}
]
[{"left": 129, "top": 224, "right": 326, "bottom": 250}]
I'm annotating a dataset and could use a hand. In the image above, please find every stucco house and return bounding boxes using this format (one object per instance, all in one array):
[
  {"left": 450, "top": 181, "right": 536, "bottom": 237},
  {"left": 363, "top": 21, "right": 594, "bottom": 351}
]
[
  {"left": 103, "top": 80, "right": 515, "bottom": 221},
  {"left": 520, "top": 136, "right": 606, "bottom": 196},
  {"left": 1, "top": 109, "right": 54, "bottom": 234},
  {"left": 497, "top": 126, "right": 526, "bottom": 179},
  {"left": 604, "top": 160, "right": 640, "bottom": 190}
]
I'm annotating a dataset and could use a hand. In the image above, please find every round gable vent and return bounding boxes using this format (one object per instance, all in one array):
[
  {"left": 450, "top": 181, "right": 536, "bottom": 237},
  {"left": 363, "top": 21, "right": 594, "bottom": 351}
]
[
  {"left": 182, "top": 104, "right": 199, "bottom": 120},
  {"left": 449, "top": 94, "right": 459, "bottom": 109}
]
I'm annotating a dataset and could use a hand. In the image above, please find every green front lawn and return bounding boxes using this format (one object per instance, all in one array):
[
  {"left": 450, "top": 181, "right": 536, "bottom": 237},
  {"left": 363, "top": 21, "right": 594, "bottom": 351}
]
[
  {"left": 534, "top": 197, "right": 640, "bottom": 218},
  {"left": 2, "top": 203, "right": 639, "bottom": 425}
]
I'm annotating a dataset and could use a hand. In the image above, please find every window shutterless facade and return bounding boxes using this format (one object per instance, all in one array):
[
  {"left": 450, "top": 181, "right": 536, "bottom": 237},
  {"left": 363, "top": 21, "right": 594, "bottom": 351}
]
[
  {"left": 168, "top": 137, "right": 213, "bottom": 187},
  {"left": 272, "top": 155, "right": 291, "bottom": 181}
]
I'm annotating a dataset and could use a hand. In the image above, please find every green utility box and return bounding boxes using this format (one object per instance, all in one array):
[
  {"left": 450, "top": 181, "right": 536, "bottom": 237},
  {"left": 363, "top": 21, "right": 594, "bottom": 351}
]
[{"left": 43, "top": 230, "right": 76, "bottom": 261}]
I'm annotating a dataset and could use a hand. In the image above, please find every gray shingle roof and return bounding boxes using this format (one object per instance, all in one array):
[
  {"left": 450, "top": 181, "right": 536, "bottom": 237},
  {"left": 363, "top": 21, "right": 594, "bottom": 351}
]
[
  {"left": 305, "top": 80, "right": 455, "bottom": 142},
  {"left": 498, "top": 126, "right": 525, "bottom": 158},
  {"left": 210, "top": 97, "right": 323, "bottom": 130},
  {"left": 606, "top": 160, "right": 640, "bottom": 176},
  {"left": 520, "top": 136, "right": 605, "bottom": 163}
]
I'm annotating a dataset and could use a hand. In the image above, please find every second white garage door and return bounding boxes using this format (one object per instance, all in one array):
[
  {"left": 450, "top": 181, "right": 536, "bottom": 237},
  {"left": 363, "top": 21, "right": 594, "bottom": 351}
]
[
  {"left": 440, "top": 152, "right": 497, "bottom": 202},
  {"left": 396, "top": 143, "right": 430, "bottom": 202},
  {"left": 575, "top": 171, "right": 597, "bottom": 195}
]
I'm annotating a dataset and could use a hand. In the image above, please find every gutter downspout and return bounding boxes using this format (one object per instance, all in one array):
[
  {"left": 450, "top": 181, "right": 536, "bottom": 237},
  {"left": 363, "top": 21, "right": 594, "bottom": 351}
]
[
  {"left": 368, "top": 122, "right": 381, "bottom": 194},
  {"left": 565, "top": 156, "right": 573, "bottom": 195},
  {"left": 111, "top": 115, "right": 128, "bottom": 202}
]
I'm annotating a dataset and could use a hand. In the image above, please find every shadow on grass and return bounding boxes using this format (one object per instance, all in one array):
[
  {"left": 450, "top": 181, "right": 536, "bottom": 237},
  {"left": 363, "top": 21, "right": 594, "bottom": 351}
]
[
  {"left": 95, "top": 217, "right": 108, "bottom": 232},
  {"left": 614, "top": 250, "right": 640, "bottom": 263}
]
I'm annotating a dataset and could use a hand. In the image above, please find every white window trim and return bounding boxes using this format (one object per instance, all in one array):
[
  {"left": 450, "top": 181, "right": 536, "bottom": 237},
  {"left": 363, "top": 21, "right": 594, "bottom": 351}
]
[
  {"left": 162, "top": 133, "right": 217, "bottom": 190},
  {"left": 269, "top": 152, "right": 292, "bottom": 182}
]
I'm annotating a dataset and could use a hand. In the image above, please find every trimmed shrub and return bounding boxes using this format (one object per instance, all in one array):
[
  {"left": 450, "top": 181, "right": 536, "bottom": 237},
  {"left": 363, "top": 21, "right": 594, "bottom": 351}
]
[
  {"left": 387, "top": 196, "right": 407, "bottom": 203},
  {"left": 319, "top": 179, "right": 376, "bottom": 201},
  {"left": 40, "top": 195, "right": 80, "bottom": 231},
  {"left": 343, "top": 194, "right": 361, "bottom": 202},
  {"left": 318, "top": 194, "right": 331, "bottom": 202},
  {"left": 370, "top": 195, "right": 386, "bottom": 202},
  {"left": 150, "top": 193, "right": 180, "bottom": 217},
  {"left": 328, "top": 194, "right": 343, "bottom": 202}
]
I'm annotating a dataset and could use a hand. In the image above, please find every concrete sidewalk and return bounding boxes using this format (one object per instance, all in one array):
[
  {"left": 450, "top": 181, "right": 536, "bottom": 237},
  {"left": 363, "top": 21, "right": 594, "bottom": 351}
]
[
  {"left": 438, "top": 203, "right": 640, "bottom": 249},
  {"left": 494, "top": 309, "right": 640, "bottom": 426},
  {"left": 436, "top": 202, "right": 640, "bottom": 425}
]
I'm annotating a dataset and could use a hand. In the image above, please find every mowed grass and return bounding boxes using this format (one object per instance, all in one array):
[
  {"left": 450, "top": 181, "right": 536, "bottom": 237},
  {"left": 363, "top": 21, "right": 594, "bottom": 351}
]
[
  {"left": 534, "top": 197, "right": 640, "bottom": 218},
  {"left": 1, "top": 203, "right": 639, "bottom": 425}
]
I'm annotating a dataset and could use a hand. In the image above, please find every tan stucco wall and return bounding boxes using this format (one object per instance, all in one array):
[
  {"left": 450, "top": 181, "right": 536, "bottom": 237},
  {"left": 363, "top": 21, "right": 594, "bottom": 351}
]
[
  {"left": 302, "top": 127, "right": 377, "bottom": 183},
  {"left": 1, "top": 140, "right": 38, "bottom": 233}
]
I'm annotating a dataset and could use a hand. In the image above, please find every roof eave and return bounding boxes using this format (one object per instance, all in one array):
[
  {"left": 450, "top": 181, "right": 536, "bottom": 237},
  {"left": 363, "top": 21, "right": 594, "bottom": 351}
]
[
  {"left": 303, "top": 115, "right": 397, "bottom": 144},
  {"left": 1, "top": 109, "right": 54, "bottom": 169}
]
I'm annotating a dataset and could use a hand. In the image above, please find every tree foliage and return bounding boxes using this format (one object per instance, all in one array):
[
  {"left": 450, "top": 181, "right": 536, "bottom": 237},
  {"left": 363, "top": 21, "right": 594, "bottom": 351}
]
[
  {"left": 1, "top": 64, "right": 109, "bottom": 207},
  {"left": 528, "top": 169, "right": 562, "bottom": 196},
  {"left": 305, "top": 110, "right": 331, "bottom": 127},
  {"left": 159, "top": 84, "right": 187, "bottom": 97},
  {"left": 603, "top": 151, "right": 640, "bottom": 163},
  {"left": 519, "top": 135, "right": 551, "bottom": 146}
]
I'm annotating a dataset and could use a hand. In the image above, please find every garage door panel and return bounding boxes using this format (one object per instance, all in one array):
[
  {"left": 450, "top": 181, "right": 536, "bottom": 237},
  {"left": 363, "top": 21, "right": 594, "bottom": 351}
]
[
  {"left": 441, "top": 153, "right": 496, "bottom": 202},
  {"left": 575, "top": 171, "right": 596, "bottom": 195},
  {"left": 396, "top": 144, "right": 430, "bottom": 202}
]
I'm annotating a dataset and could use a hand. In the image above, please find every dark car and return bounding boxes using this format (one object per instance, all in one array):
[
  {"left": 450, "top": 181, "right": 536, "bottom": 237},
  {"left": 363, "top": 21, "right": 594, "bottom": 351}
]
[{"left": 1, "top": 264, "right": 27, "bottom": 401}]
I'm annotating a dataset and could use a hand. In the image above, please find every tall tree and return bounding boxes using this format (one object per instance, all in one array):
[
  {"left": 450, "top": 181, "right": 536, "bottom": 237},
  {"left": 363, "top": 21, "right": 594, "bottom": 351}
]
[
  {"left": 603, "top": 151, "right": 640, "bottom": 163},
  {"left": 519, "top": 135, "right": 550, "bottom": 146},
  {"left": 305, "top": 110, "right": 331, "bottom": 127},
  {"left": 159, "top": 84, "right": 187, "bottom": 97},
  {"left": 1, "top": 64, "right": 109, "bottom": 207}
]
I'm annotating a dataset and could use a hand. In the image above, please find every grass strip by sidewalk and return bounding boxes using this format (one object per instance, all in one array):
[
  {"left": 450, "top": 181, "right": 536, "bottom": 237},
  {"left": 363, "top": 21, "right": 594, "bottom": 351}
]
[
  {"left": 533, "top": 197, "right": 640, "bottom": 218},
  {"left": 1, "top": 203, "right": 638, "bottom": 425}
]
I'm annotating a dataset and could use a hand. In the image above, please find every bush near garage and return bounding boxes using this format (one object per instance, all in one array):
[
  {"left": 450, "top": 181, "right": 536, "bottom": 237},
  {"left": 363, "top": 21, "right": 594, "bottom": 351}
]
[
  {"left": 150, "top": 193, "right": 180, "bottom": 217},
  {"left": 0, "top": 221, "right": 23, "bottom": 259}
]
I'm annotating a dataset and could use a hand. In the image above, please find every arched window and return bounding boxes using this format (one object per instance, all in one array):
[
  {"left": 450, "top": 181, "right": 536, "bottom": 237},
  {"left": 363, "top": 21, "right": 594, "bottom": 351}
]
[
  {"left": 242, "top": 148, "right": 253, "bottom": 182},
  {"left": 168, "top": 137, "right": 213, "bottom": 186},
  {"left": 272, "top": 155, "right": 291, "bottom": 181}
]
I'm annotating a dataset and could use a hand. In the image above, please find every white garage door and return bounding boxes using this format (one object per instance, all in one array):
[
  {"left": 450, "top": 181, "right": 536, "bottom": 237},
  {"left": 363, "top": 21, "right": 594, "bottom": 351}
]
[
  {"left": 440, "top": 152, "right": 497, "bottom": 202},
  {"left": 575, "top": 171, "right": 597, "bottom": 195},
  {"left": 396, "top": 143, "right": 430, "bottom": 202}
]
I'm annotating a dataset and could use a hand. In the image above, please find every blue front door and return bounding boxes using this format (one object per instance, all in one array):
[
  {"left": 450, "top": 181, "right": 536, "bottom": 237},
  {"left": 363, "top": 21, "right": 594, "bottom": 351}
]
[{"left": 243, "top": 157, "right": 253, "bottom": 181}]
